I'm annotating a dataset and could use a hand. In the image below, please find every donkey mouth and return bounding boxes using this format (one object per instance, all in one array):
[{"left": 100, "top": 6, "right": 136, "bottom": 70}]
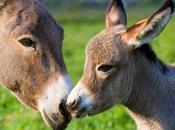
[
  {"left": 42, "top": 102, "right": 71, "bottom": 130},
  {"left": 71, "top": 108, "right": 88, "bottom": 118},
  {"left": 69, "top": 109, "right": 96, "bottom": 118},
  {"left": 66, "top": 104, "right": 93, "bottom": 118}
]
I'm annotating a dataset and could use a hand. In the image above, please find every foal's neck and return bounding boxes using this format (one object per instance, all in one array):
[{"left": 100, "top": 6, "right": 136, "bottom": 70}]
[{"left": 125, "top": 57, "right": 175, "bottom": 130}]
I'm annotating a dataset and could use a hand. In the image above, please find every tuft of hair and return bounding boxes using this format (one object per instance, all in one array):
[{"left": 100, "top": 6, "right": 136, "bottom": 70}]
[
  {"left": 136, "top": 44, "right": 168, "bottom": 74},
  {"left": 166, "top": 0, "right": 174, "bottom": 13},
  {"left": 157, "top": 0, "right": 174, "bottom": 14}
]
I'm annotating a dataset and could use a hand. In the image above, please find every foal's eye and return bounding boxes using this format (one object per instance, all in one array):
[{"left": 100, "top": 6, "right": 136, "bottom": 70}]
[
  {"left": 97, "top": 65, "right": 114, "bottom": 73},
  {"left": 19, "top": 38, "right": 36, "bottom": 49}
]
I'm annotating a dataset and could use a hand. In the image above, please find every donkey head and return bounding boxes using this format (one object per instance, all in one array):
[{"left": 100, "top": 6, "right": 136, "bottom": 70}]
[
  {"left": 67, "top": 0, "right": 174, "bottom": 117},
  {"left": 0, "top": 0, "right": 72, "bottom": 129}
]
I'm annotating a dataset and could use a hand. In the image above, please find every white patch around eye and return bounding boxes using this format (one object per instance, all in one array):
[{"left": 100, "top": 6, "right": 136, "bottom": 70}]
[
  {"left": 17, "top": 34, "right": 37, "bottom": 51},
  {"left": 18, "top": 34, "right": 36, "bottom": 42},
  {"left": 96, "top": 64, "right": 115, "bottom": 79}
]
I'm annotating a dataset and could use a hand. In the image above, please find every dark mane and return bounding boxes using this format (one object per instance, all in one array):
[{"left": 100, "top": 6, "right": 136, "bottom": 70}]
[{"left": 136, "top": 44, "right": 168, "bottom": 74}]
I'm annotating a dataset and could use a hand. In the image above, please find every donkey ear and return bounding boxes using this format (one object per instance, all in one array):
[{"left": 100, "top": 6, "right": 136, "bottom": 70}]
[
  {"left": 106, "top": 0, "right": 127, "bottom": 28},
  {"left": 122, "top": 0, "right": 174, "bottom": 49}
]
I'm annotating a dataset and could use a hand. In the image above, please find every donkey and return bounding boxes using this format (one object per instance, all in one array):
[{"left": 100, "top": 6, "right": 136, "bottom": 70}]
[
  {"left": 67, "top": 0, "right": 175, "bottom": 129},
  {"left": 0, "top": 0, "right": 72, "bottom": 129}
]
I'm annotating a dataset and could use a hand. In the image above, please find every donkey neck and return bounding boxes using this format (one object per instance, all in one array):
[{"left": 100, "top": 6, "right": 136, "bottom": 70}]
[{"left": 125, "top": 51, "right": 175, "bottom": 130}]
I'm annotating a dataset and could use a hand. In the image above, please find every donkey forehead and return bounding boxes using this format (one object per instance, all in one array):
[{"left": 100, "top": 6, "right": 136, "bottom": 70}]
[
  {"left": 3, "top": 0, "right": 40, "bottom": 21},
  {"left": 86, "top": 26, "right": 126, "bottom": 64},
  {"left": 1, "top": 0, "right": 62, "bottom": 38}
]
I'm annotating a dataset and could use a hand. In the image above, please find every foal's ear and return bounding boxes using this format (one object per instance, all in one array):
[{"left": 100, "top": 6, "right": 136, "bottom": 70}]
[
  {"left": 122, "top": 0, "right": 174, "bottom": 49},
  {"left": 106, "top": 0, "right": 127, "bottom": 28}
]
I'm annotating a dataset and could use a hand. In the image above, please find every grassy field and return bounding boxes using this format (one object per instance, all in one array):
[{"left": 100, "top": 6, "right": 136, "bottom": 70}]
[{"left": 0, "top": 7, "right": 175, "bottom": 130}]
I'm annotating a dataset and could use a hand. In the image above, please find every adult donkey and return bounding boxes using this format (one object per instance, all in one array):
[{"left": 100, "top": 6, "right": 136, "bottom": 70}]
[
  {"left": 67, "top": 0, "right": 175, "bottom": 129},
  {"left": 0, "top": 0, "right": 72, "bottom": 129}
]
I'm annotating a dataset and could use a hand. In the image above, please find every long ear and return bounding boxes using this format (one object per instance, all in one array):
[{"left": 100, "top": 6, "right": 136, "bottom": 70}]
[
  {"left": 122, "top": 0, "right": 174, "bottom": 49},
  {"left": 106, "top": 0, "right": 127, "bottom": 28}
]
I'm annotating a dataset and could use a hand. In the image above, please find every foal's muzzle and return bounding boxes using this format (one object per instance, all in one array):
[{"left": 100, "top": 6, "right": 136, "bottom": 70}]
[{"left": 66, "top": 81, "right": 94, "bottom": 118}]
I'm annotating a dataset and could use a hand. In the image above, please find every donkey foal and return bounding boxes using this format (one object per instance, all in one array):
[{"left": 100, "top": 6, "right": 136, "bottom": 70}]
[{"left": 67, "top": 0, "right": 175, "bottom": 130}]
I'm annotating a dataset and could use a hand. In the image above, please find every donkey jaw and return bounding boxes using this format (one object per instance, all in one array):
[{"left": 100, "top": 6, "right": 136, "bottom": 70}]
[
  {"left": 66, "top": 82, "right": 95, "bottom": 118},
  {"left": 38, "top": 74, "right": 72, "bottom": 129}
]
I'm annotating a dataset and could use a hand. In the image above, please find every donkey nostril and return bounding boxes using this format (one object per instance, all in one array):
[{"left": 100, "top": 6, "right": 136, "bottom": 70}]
[
  {"left": 70, "top": 100, "right": 77, "bottom": 107},
  {"left": 59, "top": 101, "right": 71, "bottom": 121},
  {"left": 67, "top": 99, "right": 80, "bottom": 112}
]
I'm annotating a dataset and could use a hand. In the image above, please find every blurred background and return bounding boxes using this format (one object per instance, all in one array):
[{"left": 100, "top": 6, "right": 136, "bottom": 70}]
[{"left": 0, "top": 0, "right": 175, "bottom": 130}]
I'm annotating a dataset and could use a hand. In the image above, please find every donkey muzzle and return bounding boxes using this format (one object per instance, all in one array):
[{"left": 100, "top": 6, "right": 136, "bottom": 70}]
[
  {"left": 38, "top": 75, "right": 73, "bottom": 130},
  {"left": 42, "top": 101, "right": 71, "bottom": 130},
  {"left": 66, "top": 82, "right": 94, "bottom": 118}
]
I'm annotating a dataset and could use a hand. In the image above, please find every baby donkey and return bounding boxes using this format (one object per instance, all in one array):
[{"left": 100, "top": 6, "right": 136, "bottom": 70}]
[{"left": 67, "top": 0, "right": 175, "bottom": 130}]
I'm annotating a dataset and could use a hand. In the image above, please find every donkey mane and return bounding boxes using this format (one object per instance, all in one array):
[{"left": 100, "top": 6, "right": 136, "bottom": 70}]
[{"left": 136, "top": 44, "right": 168, "bottom": 74}]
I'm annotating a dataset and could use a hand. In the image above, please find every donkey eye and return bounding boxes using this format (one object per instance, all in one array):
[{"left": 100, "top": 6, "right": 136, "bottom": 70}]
[
  {"left": 19, "top": 38, "right": 36, "bottom": 49},
  {"left": 97, "top": 65, "right": 113, "bottom": 73}
]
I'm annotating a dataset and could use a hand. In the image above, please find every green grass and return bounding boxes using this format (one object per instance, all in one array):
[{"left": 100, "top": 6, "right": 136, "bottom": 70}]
[{"left": 0, "top": 8, "right": 175, "bottom": 130}]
